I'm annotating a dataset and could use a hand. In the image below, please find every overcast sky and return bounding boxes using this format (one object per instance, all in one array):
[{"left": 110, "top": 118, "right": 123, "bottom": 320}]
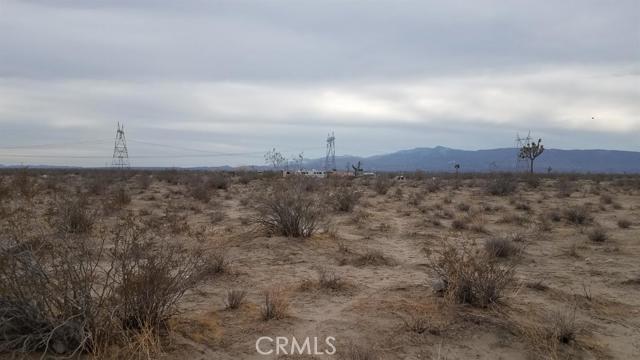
[{"left": 1, "top": 0, "right": 638, "bottom": 167}]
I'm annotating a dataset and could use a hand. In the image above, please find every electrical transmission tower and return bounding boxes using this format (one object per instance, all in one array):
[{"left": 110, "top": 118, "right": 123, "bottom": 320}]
[
  {"left": 514, "top": 131, "right": 531, "bottom": 172},
  {"left": 112, "top": 122, "right": 130, "bottom": 168},
  {"left": 325, "top": 131, "right": 336, "bottom": 172}
]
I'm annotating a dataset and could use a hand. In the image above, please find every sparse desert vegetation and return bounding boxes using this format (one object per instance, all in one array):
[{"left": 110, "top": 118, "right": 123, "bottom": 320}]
[{"left": 0, "top": 169, "right": 639, "bottom": 359}]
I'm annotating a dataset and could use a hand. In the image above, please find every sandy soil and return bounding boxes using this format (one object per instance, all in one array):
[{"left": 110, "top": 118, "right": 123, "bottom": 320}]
[{"left": 1, "top": 172, "right": 639, "bottom": 359}]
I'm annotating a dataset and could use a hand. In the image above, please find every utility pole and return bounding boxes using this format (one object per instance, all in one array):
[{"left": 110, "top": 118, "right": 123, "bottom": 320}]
[{"left": 112, "top": 122, "right": 130, "bottom": 168}]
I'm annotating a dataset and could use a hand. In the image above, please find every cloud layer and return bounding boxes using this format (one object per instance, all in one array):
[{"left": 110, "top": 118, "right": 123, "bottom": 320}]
[{"left": 1, "top": 0, "right": 638, "bottom": 166}]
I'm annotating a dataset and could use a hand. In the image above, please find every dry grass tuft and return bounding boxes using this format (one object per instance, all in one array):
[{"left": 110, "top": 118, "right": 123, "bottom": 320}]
[
  {"left": 587, "top": 227, "right": 608, "bottom": 242},
  {"left": 484, "top": 236, "right": 521, "bottom": 258},
  {"left": 617, "top": 219, "right": 631, "bottom": 229},
  {"left": 225, "top": 289, "right": 247, "bottom": 310},
  {"left": 354, "top": 249, "right": 393, "bottom": 267},
  {"left": 261, "top": 288, "right": 289, "bottom": 321},
  {"left": 318, "top": 267, "right": 346, "bottom": 290}
]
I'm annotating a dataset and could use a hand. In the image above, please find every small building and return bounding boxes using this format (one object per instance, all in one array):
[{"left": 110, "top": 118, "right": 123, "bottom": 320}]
[{"left": 282, "top": 169, "right": 327, "bottom": 178}]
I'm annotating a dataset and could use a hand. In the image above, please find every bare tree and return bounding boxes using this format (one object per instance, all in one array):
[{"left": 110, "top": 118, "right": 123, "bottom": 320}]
[
  {"left": 519, "top": 138, "right": 545, "bottom": 173},
  {"left": 264, "top": 148, "right": 286, "bottom": 169}
]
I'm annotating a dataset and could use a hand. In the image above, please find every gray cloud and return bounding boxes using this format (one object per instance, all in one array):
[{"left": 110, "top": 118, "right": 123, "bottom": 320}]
[{"left": 0, "top": 0, "right": 638, "bottom": 166}]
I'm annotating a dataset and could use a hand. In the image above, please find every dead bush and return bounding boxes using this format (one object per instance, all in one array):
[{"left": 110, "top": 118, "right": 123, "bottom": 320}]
[
  {"left": 49, "top": 196, "right": 95, "bottom": 234},
  {"left": 206, "top": 173, "right": 229, "bottom": 190},
  {"left": 0, "top": 217, "right": 212, "bottom": 356},
  {"left": 425, "top": 179, "right": 441, "bottom": 193},
  {"left": 354, "top": 249, "right": 393, "bottom": 267},
  {"left": 110, "top": 219, "right": 213, "bottom": 332},
  {"left": 332, "top": 186, "right": 361, "bottom": 212},
  {"left": 486, "top": 174, "right": 517, "bottom": 196},
  {"left": 587, "top": 227, "right": 608, "bottom": 242},
  {"left": 599, "top": 194, "right": 614, "bottom": 205},
  {"left": 225, "top": 289, "right": 246, "bottom": 310},
  {"left": 209, "top": 251, "right": 229, "bottom": 274},
  {"left": 256, "top": 180, "right": 325, "bottom": 238},
  {"left": 317, "top": 267, "right": 345, "bottom": 290},
  {"left": 189, "top": 181, "right": 211, "bottom": 203},
  {"left": 456, "top": 202, "right": 471, "bottom": 212},
  {"left": 550, "top": 309, "right": 578, "bottom": 344},
  {"left": 519, "top": 307, "right": 580, "bottom": 358},
  {"left": 261, "top": 288, "right": 289, "bottom": 321},
  {"left": 11, "top": 170, "right": 38, "bottom": 199},
  {"left": 112, "top": 186, "right": 131, "bottom": 208},
  {"left": 373, "top": 176, "right": 392, "bottom": 195},
  {"left": 563, "top": 206, "right": 592, "bottom": 225},
  {"left": 556, "top": 178, "right": 575, "bottom": 197},
  {"left": 428, "top": 240, "right": 517, "bottom": 307},
  {"left": 617, "top": 219, "right": 632, "bottom": 229},
  {"left": 484, "top": 237, "right": 520, "bottom": 258},
  {"left": 451, "top": 218, "right": 468, "bottom": 230},
  {"left": 523, "top": 174, "right": 541, "bottom": 189}
]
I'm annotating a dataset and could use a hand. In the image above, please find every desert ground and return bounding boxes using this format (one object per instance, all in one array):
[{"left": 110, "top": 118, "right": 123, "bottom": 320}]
[{"left": 0, "top": 169, "right": 638, "bottom": 359}]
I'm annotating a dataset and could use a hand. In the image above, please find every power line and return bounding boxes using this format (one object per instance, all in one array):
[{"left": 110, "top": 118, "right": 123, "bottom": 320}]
[{"left": 0, "top": 139, "right": 110, "bottom": 150}]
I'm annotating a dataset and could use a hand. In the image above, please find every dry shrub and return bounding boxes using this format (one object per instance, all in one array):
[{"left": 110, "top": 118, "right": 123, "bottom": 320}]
[
  {"left": 237, "top": 171, "right": 258, "bottom": 185},
  {"left": 397, "top": 308, "right": 447, "bottom": 336},
  {"left": 225, "top": 289, "right": 246, "bottom": 310},
  {"left": 209, "top": 251, "right": 229, "bottom": 274},
  {"left": 354, "top": 249, "right": 393, "bottom": 267},
  {"left": 484, "top": 236, "right": 520, "bottom": 258},
  {"left": 563, "top": 206, "right": 592, "bottom": 225},
  {"left": 317, "top": 267, "right": 345, "bottom": 290},
  {"left": 486, "top": 174, "right": 517, "bottom": 196},
  {"left": 373, "top": 176, "right": 392, "bottom": 195},
  {"left": 617, "top": 219, "right": 631, "bottom": 229},
  {"left": 206, "top": 173, "right": 229, "bottom": 190},
  {"left": 332, "top": 186, "right": 361, "bottom": 212},
  {"left": 89, "top": 176, "right": 108, "bottom": 195},
  {"left": 456, "top": 202, "right": 471, "bottom": 212},
  {"left": 0, "top": 182, "right": 9, "bottom": 205},
  {"left": 49, "top": 196, "right": 95, "bottom": 234},
  {"left": 519, "top": 307, "right": 580, "bottom": 358},
  {"left": 189, "top": 181, "right": 211, "bottom": 203},
  {"left": 11, "top": 170, "right": 38, "bottom": 199},
  {"left": 556, "top": 178, "right": 575, "bottom": 198},
  {"left": 425, "top": 179, "right": 441, "bottom": 193},
  {"left": 523, "top": 173, "right": 541, "bottom": 189},
  {"left": 428, "top": 240, "right": 517, "bottom": 307},
  {"left": 587, "top": 227, "right": 608, "bottom": 242},
  {"left": 256, "top": 179, "right": 325, "bottom": 238},
  {"left": 451, "top": 218, "right": 467, "bottom": 230},
  {"left": 163, "top": 204, "right": 189, "bottom": 234},
  {"left": 112, "top": 186, "right": 132, "bottom": 208},
  {"left": 261, "top": 288, "right": 289, "bottom": 321},
  {"left": 526, "top": 280, "right": 548, "bottom": 291},
  {"left": 599, "top": 194, "right": 614, "bottom": 205},
  {"left": 0, "top": 217, "right": 213, "bottom": 356}
]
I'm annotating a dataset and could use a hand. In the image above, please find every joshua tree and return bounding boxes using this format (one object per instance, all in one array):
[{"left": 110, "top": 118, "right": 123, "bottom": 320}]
[
  {"left": 352, "top": 161, "right": 363, "bottom": 177},
  {"left": 519, "top": 138, "right": 545, "bottom": 173},
  {"left": 454, "top": 163, "right": 460, "bottom": 176}
]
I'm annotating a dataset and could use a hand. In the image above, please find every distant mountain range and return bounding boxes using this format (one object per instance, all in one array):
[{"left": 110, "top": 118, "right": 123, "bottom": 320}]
[
  {"left": 302, "top": 146, "right": 640, "bottom": 173},
  {"left": 2, "top": 146, "right": 640, "bottom": 173}
]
